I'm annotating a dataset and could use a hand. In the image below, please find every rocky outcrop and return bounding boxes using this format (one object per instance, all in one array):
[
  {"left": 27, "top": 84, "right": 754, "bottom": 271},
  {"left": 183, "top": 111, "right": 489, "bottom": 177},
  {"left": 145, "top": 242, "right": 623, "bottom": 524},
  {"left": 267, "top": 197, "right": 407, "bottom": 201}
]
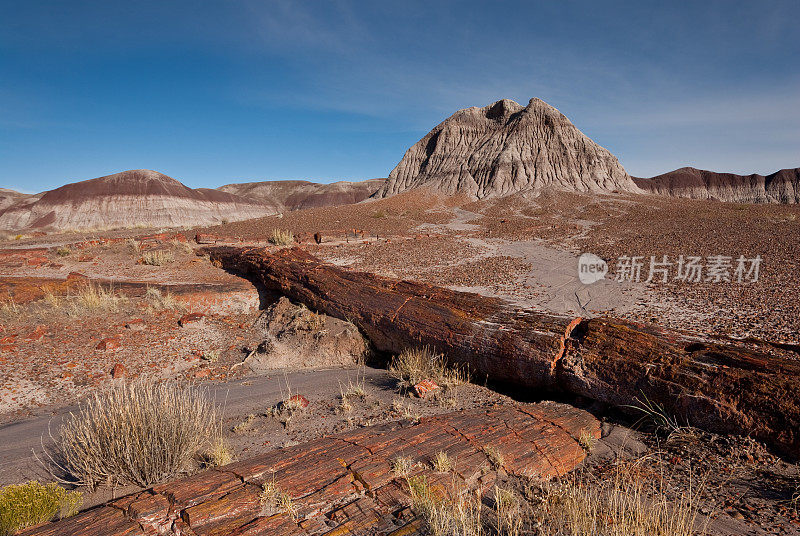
[
  {"left": 375, "top": 98, "right": 641, "bottom": 199},
  {"left": 207, "top": 246, "right": 800, "bottom": 459},
  {"left": 22, "top": 404, "right": 599, "bottom": 536},
  {"left": 634, "top": 167, "right": 800, "bottom": 203},
  {"left": 219, "top": 178, "right": 384, "bottom": 211},
  {"left": 242, "top": 297, "right": 367, "bottom": 372},
  {"left": 0, "top": 170, "right": 279, "bottom": 232}
]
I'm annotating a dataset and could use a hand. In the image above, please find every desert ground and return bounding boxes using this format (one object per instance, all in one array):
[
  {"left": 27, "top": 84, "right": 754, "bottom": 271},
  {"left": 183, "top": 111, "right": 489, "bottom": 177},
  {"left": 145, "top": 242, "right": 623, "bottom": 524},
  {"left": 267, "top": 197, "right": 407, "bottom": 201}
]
[{"left": 1, "top": 190, "right": 799, "bottom": 535}]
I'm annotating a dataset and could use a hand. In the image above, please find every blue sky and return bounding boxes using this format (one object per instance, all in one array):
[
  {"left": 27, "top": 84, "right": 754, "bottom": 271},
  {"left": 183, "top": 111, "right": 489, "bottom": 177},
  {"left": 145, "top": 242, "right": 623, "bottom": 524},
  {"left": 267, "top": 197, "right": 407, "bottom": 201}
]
[{"left": 1, "top": 1, "right": 798, "bottom": 193}]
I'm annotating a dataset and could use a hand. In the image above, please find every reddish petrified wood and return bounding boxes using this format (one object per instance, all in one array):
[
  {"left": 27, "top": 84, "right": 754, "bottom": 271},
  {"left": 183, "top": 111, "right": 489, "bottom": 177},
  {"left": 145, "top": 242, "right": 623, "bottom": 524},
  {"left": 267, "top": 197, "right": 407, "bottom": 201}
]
[
  {"left": 206, "top": 246, "right": 800, "bottom": 458},
  {"left": 21, "top": 403, "right": 597, "bottom": 536}
]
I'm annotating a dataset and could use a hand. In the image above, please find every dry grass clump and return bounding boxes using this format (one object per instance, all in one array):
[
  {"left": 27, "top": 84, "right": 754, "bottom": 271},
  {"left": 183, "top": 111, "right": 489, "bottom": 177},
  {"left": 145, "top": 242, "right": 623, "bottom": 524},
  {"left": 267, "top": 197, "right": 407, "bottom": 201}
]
[
  {"left": 141, "top": 250, "right": 174, "bottom": 266},
  {"left": 268, "top": 229, "right": 294, "bottom": 246},
  {"left": 407, "top": 475, "right": 482, "bottom": 536},
  {"left": 338, "top": 371, "right": 367, "bottom": 412},
  {"left": 145, "top": 286, "right": 181, "bottom": 311},
  {"left": 531, "top": 459, "right": 705, "bottom": 536},
  {"left": 0, "top": 481, "right": 82, "bottom": 536},
  {"left": 391, "top": 455, "right": 417, "bottom": 477},
  {"left": 56, "top": 247, "right": 71, "bottom": 257},
  {"left": 260, "top": 478, "right": 297, "bottom": 519},
  {"left": 431, "top": 451, "right": 452, "bottom": 473},
  {"left": 232, "top": 413, "right": 257, "bottom": 434},
  {"left": 47, "top": 378, "right": 219, "bottom": 488},
  {"left": 389, "top": 346, "right": 467, "bottom": 393},
  {"left": 391, "top": 398, "right": 421, "bottom": 423},
  {"left": 482, "top": 446, "right": 504, "bottom": 469},
  {"left": 125, "top": 238, "right": 141, "bottom": 253},
  {"left": 200, "top": 437, "right": 233, "bottom": 468},
  {"left": 73, "top": 284, "right": 126, "bottom": 313}
]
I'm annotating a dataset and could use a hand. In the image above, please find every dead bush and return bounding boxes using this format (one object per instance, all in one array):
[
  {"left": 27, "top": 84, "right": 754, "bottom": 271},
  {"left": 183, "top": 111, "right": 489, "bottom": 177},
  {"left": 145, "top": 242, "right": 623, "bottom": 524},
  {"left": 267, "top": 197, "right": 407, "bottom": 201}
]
[
  {"left": 268, "top": 229, "right": 294, "bottom": 246},
  {"left": 47, "top": 378, "right": 219, "bottom": 488}
]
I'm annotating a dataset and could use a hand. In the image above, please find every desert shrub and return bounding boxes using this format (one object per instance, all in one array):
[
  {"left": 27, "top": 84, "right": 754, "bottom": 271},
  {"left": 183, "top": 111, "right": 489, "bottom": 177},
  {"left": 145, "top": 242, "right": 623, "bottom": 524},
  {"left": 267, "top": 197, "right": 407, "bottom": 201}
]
[
  {"left": 73, "top": 284, "right": 126, "bottom": 313},
  {"left": 200, "top": 437, "right": 233, "bottom": 468},
  {"left": 389, "top": 346, "right": 467, "bottom": 391},
  {"left": 268, "top": 229, "right": 294, "bottom": 246},
  {"left": 56, "top": 247, "right": 71, "bottom": 257},
  {"left": 0, "top": 481, "right": 81, "bottom": 536},
  {"left": 391, "top": 455, "right": 417, "bottom": 477},
  {"left": 141, "top": 250, "right": 174, "bottom": 266},
  {"left": 50, "top": 378, "right": 218, "bottom": 488}
]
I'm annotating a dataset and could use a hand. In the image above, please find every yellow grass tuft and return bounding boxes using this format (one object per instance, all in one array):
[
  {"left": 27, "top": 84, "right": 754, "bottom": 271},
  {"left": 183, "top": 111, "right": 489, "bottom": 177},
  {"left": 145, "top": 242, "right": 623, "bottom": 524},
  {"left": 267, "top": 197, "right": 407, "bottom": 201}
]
[{"left": 268, "top": 229, "right": 294, "bottom": 246}]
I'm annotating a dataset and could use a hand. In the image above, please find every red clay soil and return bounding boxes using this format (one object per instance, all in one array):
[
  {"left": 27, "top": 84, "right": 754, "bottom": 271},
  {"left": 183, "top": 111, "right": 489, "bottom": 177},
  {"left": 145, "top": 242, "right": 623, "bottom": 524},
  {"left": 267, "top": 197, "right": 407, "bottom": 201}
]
[{"left": 21, "top": 403, "right": 599, "bottom": 536}]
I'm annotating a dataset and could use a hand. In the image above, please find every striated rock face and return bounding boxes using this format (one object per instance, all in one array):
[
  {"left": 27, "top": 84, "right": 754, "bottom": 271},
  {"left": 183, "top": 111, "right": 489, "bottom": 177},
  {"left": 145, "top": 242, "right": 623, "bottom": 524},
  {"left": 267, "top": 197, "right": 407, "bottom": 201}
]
[
  {"left": 376, "top": 98, "right": 641, "bottom": 199},
  {"left": 218, "top": 178, "right": 384, "bottom": 211},
  {"left": 634, "top": 167, "right": 800, "bottom": 203},
  {"left": 0, "top": 188, "right": 34, "bottom": 212},
  {"left": 0, "top": 170, "right": 279, "bottom": 231}
]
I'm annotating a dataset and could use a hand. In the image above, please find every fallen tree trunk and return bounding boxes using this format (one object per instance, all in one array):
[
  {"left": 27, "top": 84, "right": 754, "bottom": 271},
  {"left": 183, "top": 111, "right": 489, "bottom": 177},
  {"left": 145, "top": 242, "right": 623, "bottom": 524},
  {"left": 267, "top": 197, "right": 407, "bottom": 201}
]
[{"left": 207, "top": 246, "right": 800, "bottom": 458}]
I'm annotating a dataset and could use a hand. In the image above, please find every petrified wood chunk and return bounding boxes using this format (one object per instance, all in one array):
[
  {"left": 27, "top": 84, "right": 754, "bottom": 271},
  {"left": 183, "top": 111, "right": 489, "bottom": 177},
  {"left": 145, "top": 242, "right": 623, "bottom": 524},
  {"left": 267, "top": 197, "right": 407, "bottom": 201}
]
[
  {"left": 21, "top": 403, "right": 597, "bottom": 535},
  {"left": 206, "top": 246, "right": 800, "bottom": 458}
]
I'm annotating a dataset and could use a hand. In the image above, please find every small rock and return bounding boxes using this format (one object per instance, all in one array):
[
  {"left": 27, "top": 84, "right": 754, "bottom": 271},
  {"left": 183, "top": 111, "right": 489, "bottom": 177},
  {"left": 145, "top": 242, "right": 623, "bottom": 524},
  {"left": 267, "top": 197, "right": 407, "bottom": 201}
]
[
  {"left": 287, "top": 394, "right": 310, "bottom": 408},
  {"left": 193, "top": 368, "right": 211, "bottom": 379},
  {"left": 125, "top": 319, "right": 146, "bottom": 331},
  {"left": 111, "top": 363, "right": 126, "bottom": 378},
  {"left": 414, "top": 379, "right": 440, "bottom": 398},
  {"left": 24, "top": 325, "right": 47, "bottom": 341},
  {"left": 179, "top": 313, "right": 206, "bottom": 327},
  {"left": 97, "top": 337, "right": 122, "bottom": 351}
]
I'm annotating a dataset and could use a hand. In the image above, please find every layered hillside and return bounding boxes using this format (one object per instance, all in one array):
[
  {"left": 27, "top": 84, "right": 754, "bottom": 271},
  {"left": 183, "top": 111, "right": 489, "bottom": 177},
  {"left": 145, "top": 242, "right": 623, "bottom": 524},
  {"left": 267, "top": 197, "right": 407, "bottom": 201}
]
[
  {"left": 0, "top": 170, "right": 279, "bottom": 231},
  {"left": 375, "top": 98, "right": 640, "bottom": 199},
  {"left": 634, "top": 167, "right": 800, "bottom": 203},
  {"left": 219, "top": 178, "right": 383, "bottom": 211}
]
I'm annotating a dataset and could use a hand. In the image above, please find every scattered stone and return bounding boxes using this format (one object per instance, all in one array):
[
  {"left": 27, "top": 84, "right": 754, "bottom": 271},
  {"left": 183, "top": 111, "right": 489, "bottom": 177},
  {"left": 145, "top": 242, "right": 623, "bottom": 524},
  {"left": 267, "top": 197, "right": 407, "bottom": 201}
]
[
  {"left": 111, "top": 363, "right": 126, "bottom": 378},
  {"left": 179, "top": 313, "right": 206, "bottom": 327},
  {"left": 23, "top": 326, "right": 47, "bottom": 341},
  {"left": 413, "top": 379, "right": 439, "bottom": 398},
  {"left": 125, "top": 319, "right": 146, "bottom": 331},
  {"left": 287, "top": 394, "right": 310, "bottom": 409},
  {"left": 96, "top": 337, "right": 122, "bottom": 351}
]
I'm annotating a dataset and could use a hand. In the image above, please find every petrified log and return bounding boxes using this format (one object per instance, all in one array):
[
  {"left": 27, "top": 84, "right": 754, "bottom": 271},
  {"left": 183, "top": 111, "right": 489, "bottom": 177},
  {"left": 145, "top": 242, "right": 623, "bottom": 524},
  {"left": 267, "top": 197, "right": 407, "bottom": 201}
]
[
  {"left": 207, "top": 246, "right": 800, "bottom": 458},
  {"left": 21, "top": 403, "right": 597, "bottom": 535}
]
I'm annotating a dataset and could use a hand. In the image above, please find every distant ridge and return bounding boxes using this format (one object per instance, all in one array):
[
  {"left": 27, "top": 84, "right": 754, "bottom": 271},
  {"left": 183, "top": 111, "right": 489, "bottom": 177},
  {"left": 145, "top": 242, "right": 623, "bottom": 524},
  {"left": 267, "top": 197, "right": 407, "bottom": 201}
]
[
  {"left": 375, "top": 98, "right": 641, "bottom": 199},
  {"left": 219, "top": 178, "right": 384, "bottom": 212},
  {"left": 634, "top": 167, "right": 800, "bottom": 203},
  {"left": 0, "top": 169, "right": 278, "bottom": 231}
]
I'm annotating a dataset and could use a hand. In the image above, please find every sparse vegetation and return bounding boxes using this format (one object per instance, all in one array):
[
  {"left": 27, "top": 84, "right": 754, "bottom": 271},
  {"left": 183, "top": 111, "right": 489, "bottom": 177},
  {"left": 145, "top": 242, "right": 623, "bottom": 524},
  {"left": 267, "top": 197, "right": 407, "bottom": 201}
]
[
  {"left": 530, "top": 459, "right": 705, "bottom": 536},
  {"left": 72, "top": 284, "right": 126, "bottom": 313},
  {"left": 268, "top": 376, "right": 307, "bottom": 427},
  {"left": 431, "top": 451, "right": 452, "bottom": 473},
  {"left": 0, "top": 481, "right": 81, "bottom": 536},
  {"left": 492, "top": 486, "right": 522, "bottom": 536},
  {"left": 145, "top": 286, "right": 181, "bottom": 311},
  {"left": 626, "top": 393, "right": 696, "bottom": 441},
  {"left": 407, "top": 475, "right": 482, "bottom": 536},
  {"left": 391, "top": 398, "right": 422, "bottom": 422},
  {"left": 389, "top": 346, "right": 467, "bottom": 393},
  {"left": 200, "top": 437, "right": 233, "bottom": 468},
  {"left": 578, "top": 429, "right": 597, "bottom": 452},
  {"left": 260, "top": 478, "right": 297, "bottom": 519},
  {"left": 46, "top": 377, "right": 219, "bottom": 488},
  {"left": 268, "top": 229, "right": 294, "bottom": 246},
  {"left": 232, "top": 413, "right": 257, "bottom": 434},
  {"left": 391, "top": 455, "right": 417, "bottom": 477},
  {"left": 56, "top": 247, "right": 71, "bottom": 257},
  {"left": 338, "top": 371, "right": 367, "bottom": 412},
  {"left": 141, "top": 249, "right": 174, "bottom": 266},
  {"left": 482, "top": 446, "right": 503, "bottom": 469}
]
